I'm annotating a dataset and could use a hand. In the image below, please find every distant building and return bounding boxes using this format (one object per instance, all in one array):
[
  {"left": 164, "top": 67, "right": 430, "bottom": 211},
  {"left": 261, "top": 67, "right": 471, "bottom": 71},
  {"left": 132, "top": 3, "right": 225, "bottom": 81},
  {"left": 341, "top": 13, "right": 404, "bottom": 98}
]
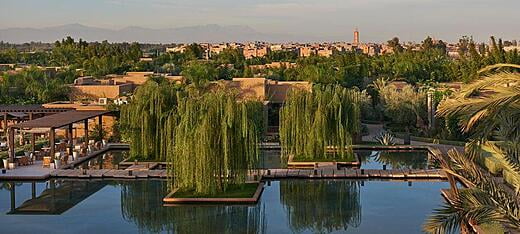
[
  {"left": 243, "top": 45, "right": 270, "bottom": 59},
  {"left": 70, "top": 77, "right": 133, "bottom": 101},
  {"left": 316, "top": 47, "right": 334, "bottom": 57},
  {"left": 354, "top": 28, "right": 360, "bottom": 45},
  {"left": 299, "top": 46, "right": 315, "bottom": 57},
  {"left": 215, "top": 78, "right": 311, "bottom": 133}
]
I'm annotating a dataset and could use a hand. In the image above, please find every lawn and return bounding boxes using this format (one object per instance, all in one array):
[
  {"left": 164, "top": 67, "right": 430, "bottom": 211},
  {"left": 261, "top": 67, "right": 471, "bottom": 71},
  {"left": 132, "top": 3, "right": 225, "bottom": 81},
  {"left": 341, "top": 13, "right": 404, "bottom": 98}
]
[{"left": 172, "top": 183, "right": 259, "bottom": 198}]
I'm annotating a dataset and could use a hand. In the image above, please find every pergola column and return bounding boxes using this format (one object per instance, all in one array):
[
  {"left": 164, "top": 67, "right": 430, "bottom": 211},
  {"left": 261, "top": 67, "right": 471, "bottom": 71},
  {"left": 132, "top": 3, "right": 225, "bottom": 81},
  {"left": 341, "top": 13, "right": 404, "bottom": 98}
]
[
  {"left": 68, "top": 124, "right": 73, "bottom": 155},
  {"left": 30, "top": 113, "right": 35, "bottom": 153},
  {"left": 8, "top": 127, "right": 15, "bottom": 163},
  {"left": 84, "top": 119, "right": 89, "bottom": 143},
  {"left": 263, "top": 101, "right": 269, "bottom": 135},
  {"left": 3, "top": 113, "right": 7, "bottom": 137},
  {"left": 49, "top": 128, "right": 55, "bottom": 160},
  {"left": 98, "top": 115, "right": 103, "bottom": 141}
]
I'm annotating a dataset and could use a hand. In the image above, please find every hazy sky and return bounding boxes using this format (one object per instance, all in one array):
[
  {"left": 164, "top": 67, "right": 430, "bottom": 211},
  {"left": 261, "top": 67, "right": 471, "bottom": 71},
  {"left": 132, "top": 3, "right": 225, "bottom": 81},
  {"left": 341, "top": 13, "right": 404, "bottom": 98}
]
[{"left": 1, "top": 0, "right": 519, "bottom": 42}]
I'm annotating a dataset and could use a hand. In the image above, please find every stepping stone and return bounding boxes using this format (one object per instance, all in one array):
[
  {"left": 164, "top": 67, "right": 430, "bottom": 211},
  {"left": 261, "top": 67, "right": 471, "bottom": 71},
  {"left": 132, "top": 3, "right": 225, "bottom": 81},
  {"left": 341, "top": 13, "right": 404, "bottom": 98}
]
[
  {"left": 298, "top": 170, "right": 312, "bottom": 178},
  {"left": 321, "top": 169, "right": 334, "bottom": 177},
  {"left": 345, "top": 169, "right": 357, "bottom": 178},
  {"left": 274, "top": 169, "right": 288, "bottom": 177},
  {"left": 147, "top": 170, "right": 163, "bottom": 178},
  {"left": 334, "top": 169, "right": 346, "bottom": 178},
  {"left": 367, "top": 169, "right": 381, "bottom": 177},
  {"left": 90, "top": 169, "right": 109, "bottom": 178},
  {"left": 133, "top": 170, "right": 149, "bottom": 178},
  {"left": 287, "top": 169, "right": 299, "bottom": 177}
]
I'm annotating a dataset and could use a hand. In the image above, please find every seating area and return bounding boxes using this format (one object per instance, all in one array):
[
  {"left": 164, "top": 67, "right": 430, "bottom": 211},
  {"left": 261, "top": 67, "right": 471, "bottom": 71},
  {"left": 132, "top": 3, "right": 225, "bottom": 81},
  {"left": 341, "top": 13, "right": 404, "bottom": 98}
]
[{"left": 2, "top": 110, "right": 112, "bottom": 172}]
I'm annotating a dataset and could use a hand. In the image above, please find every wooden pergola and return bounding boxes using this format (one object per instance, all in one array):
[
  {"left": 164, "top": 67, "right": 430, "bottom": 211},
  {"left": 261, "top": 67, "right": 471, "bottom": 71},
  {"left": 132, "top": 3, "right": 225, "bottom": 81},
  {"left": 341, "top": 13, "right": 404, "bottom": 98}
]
[
  {"left": 0, "top": 105, "right": 72, "bottom": 136},
  {"left": 7, "top": 110, "right": 111, "bottom": 163}
]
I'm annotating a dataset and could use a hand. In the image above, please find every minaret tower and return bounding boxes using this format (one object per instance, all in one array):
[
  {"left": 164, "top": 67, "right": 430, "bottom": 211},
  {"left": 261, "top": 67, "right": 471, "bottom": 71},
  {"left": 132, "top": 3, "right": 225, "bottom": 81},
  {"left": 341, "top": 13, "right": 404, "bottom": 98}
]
[{"left": 353, "top": 28, "right": 360, "bottom": 45}]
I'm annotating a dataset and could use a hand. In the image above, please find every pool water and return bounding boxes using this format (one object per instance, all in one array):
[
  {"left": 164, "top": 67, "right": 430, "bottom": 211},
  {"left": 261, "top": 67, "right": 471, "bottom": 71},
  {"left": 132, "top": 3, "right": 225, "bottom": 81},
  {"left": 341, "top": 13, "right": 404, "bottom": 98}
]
[
  {"left": 75, "top": 150, "right": 128, "bottom": 170},
  {"left": 259, "top": 150, "right": 434, "bottom": 170},
  {"left": 75, "top": 149, "right": 432, "bottom": 171},
  {"left": 357, "top": 150, "right": 435, "bottom": 170},
  {"left": 0, "top": 179, "right": 448, "bottom": 233}
]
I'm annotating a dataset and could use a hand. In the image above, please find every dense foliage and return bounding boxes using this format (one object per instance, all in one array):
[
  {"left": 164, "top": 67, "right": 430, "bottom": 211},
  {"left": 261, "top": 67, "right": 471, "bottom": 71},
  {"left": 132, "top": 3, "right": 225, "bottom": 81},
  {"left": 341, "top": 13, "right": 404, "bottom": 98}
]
[
  {"left": 279, "top": 84, "right": 361, "bottom": 162},
  {"left": 121, "top": 78, "right": 263, "bottom": 194},
  {"left": 425, "top": 64, "right": 520, "bottom": 233},
  {"left": 169, "top": 90, "right": 262, "bottom": 194},
  {"left": 2, "top": 36, "right": 519, "bottom": 90},
  {"left": 0, "top": 66, "right": 71, "bottom": 104},
  {"left": 120, "top": 77, "right": 183, "bottom": 161}
]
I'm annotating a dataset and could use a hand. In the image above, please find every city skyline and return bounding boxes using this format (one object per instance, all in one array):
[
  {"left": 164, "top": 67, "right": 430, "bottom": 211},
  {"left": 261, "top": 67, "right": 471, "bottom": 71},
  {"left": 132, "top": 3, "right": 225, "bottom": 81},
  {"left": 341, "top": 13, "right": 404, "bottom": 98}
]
[{"left": 1, "top": 0, "right": 519, "bottom": 43}]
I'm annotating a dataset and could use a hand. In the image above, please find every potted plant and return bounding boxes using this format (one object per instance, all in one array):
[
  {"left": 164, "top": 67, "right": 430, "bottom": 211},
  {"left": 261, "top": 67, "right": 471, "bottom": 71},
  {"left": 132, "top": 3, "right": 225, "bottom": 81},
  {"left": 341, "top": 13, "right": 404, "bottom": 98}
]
[
  {"left": 2, "top": 158, "right": 8, "bottom": 170},
  {"left": 54, "top": 152, "right": 62, "bottom": 169}
]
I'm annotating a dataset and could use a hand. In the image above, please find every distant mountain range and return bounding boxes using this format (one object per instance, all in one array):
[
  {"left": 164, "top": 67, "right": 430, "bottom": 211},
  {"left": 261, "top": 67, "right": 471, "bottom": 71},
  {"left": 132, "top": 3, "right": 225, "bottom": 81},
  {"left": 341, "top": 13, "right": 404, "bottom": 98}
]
[{"left": 0, "top": 24, "right": 319, "bottom": 43}]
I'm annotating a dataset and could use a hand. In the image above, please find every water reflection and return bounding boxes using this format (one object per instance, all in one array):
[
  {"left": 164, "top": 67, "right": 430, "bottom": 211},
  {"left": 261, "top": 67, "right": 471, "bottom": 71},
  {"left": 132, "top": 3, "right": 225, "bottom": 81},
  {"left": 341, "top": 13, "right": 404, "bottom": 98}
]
[
  {"left": 76, "top": 151, "right": 128, "bottom": 170},
  {"left": 357, "top": 150, "right": 431, "bottom": 169},
  {"left": 118, "top": 180, "right": 266, "bottom": 233},
  {"left": 0, "top": 179, "right": 449, "bottom": 233},
  {"left": 280, "top": 180, "right": 361, "bottom": 233},
  {"left": 5, "top": 179, "right": 106, "bottom": 215}
]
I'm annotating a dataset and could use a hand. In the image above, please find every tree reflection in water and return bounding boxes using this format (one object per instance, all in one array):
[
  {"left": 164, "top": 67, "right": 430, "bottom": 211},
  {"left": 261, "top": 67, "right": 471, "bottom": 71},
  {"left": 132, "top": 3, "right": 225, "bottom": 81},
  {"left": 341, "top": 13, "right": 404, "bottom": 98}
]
[
  {"left": 357, "top": 150, "right": 429, "bottom": 169},
  {"left": 280, "top": 180, "right": 361, "bottom": 233},
  {"left": 374, "top": 151, "right": 428, "bottom": 169},
  {"left": 77, "top": 151, "right": 128, "bottom": 170},
  {"left": 119, "top": 180, "right": 265, "bottom": 234}
]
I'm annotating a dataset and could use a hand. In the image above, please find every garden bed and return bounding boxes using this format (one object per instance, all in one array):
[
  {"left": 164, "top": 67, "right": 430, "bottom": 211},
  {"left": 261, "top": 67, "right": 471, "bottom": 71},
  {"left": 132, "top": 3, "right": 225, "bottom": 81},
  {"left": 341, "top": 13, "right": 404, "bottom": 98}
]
[{"left": 163, "top": 182, "right": 264, "bottom": 204}]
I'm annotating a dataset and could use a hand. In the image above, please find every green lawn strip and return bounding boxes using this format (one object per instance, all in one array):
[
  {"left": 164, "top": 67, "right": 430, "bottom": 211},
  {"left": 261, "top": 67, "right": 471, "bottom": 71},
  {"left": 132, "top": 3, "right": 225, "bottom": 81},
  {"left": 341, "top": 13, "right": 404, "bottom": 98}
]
[{"left": 173, "top": 183, "right": 259, "bottom": 198}]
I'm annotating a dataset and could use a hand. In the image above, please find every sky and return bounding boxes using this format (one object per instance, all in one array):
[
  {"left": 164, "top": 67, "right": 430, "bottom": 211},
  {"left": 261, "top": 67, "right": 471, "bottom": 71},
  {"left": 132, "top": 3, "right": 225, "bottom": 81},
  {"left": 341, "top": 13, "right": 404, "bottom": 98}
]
[{"left": 1, "top": 0, "right": 519, "bottom": 43}]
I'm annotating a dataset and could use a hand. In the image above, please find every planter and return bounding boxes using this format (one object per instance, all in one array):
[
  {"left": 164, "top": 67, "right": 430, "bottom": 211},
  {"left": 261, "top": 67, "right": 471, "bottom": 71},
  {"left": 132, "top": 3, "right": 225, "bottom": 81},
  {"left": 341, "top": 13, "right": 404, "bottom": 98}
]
[
  {"left": 2, "top": 159, "right": 8, "bottom": 169},
  {"left": 54, "top": 159, "right": 62, "bottom": 169},
  {"left": 163, "top": 182, "right": 264, "bottom": 205},
  {"left": 8, "top": 162, "right": 16, "bottom": 170},
  {"left": 72, "top": 152, "right": 78, "bottom": 161}
]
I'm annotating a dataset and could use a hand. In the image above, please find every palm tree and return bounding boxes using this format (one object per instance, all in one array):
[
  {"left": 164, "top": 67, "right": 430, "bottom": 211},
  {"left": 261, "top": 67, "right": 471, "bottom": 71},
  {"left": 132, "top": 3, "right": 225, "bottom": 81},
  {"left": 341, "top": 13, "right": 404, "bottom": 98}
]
[{"left": 424, "top": 64, "right": 520, "bottom": 233}]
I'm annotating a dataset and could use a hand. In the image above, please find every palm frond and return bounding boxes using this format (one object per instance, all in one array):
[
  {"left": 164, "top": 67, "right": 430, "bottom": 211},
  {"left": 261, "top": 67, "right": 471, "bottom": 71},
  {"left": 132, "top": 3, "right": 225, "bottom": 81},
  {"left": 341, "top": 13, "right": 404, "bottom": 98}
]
[{"left": 477, "top": 63, "right": 520, "bottom": 74}]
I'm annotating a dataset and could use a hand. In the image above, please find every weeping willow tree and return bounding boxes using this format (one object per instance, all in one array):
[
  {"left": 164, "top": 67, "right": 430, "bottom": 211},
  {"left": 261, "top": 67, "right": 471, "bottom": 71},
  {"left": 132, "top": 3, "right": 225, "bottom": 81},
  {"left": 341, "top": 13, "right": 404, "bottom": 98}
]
[
  {"left": 280, "top": 180, "right": 361, "bottom": 233},
  {"left": 167, "top": 90, "right": 262, "bottom": 195},
  {"left": 279, "top": 84, "right": 361, "bottom": 162},
  {"left": 120, "top": 79, "right": 184, "bottom": 161}
]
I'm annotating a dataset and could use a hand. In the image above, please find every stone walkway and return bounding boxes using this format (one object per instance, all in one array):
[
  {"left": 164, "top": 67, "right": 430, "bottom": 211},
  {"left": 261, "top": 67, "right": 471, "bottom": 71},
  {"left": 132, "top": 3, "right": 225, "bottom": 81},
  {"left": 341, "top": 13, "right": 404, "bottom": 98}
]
[{"left": 0, "top": 161, "right": 52, "bottom": 180}]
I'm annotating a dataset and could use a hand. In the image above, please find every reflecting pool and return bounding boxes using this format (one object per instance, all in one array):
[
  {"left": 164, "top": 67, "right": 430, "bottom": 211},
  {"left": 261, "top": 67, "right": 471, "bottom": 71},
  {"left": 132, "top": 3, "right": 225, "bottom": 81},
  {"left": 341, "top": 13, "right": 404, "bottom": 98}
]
[
  {"left": 357, "top": 150, "right": 434, "bottom": 170},
  {"left": 0, "top": 179, "right": 447, "bottom": 233},
  {"left": 259, "top": 149, "right": 434, "bottom": 170},
  {"left": 75, "top": 150, "right": 129, "bottom": 170}
]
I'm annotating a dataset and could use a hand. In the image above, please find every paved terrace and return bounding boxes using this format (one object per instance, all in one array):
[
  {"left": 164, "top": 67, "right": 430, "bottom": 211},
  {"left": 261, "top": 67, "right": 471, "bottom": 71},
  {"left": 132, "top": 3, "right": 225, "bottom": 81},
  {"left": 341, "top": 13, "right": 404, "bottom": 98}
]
[{"left": 0, "top": 143, "right": 129, "bottom": 180}]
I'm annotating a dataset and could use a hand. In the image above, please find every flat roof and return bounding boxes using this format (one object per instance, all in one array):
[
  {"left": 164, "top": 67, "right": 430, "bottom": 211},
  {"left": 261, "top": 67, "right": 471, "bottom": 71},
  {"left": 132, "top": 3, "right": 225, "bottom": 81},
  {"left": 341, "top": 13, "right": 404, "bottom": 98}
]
[
  {"left": 0, "top": 105, "right": 73, "bottom": 113},
  {"left": 11, "top": 110, "right": 111, "bottom": 129}
]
